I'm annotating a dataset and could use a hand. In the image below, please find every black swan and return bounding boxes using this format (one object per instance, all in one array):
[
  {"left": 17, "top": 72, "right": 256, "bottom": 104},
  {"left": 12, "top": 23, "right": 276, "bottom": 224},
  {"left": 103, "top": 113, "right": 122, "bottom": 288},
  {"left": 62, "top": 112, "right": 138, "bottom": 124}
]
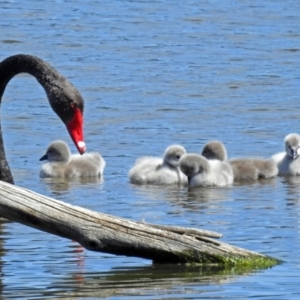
[{"left": 0, "top": 54, "right": 86, "bottom": 184}]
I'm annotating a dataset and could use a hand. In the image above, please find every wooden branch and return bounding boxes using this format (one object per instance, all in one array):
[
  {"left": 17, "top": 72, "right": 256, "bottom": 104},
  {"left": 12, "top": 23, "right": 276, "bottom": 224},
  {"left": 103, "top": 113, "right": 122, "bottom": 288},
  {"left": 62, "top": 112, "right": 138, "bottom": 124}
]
[
  {"left": 0, "top": 181, "right": 280, "bottom": 266},
  {"left": 137, "top": 222, "right": 223, "bottom": 238}
]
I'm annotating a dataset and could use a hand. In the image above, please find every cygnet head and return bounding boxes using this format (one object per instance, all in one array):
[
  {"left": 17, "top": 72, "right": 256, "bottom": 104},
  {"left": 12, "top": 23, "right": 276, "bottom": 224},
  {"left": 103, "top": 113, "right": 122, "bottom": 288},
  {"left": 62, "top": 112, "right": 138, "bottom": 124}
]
[
  {"left": 284, "top": 133, "right": 300, "bottom": 160},
  {"left": 202, "top": 140, "right": 227, "bottom": 161},
  {"left": 179, "top": 154, "right": 210, "bottom": 181},
  {"left": 40, "top": 140, "right": 71, "bottom": 163},
  {"left": 163, "top": 145, "right": 186, "bottom": 168}
]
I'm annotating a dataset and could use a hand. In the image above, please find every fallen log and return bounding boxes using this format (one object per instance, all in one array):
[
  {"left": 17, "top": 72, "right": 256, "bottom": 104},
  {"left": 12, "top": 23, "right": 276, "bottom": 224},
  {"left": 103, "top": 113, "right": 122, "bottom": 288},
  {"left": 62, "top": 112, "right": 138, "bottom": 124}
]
[{"left": 0, "top": 181, "right": 280, "bottom": 266}]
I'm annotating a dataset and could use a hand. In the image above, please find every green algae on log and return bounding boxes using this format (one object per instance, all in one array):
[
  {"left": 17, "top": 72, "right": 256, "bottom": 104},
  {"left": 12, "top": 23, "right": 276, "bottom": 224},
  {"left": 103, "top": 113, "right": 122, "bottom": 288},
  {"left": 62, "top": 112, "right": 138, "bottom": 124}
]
[{"left": 168, "top": 249, "right": 281, "bottom": 268}]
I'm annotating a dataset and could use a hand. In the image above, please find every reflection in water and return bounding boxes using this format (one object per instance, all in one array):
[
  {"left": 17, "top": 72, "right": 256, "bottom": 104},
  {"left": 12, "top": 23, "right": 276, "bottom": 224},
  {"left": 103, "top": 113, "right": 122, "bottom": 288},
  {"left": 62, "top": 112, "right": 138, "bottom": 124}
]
[
  {"left": 129, "top": 180, "right": 279, "bottom": 213},
  {"left": 0, "top": 220, "right": 5, "bottom": 294},
  {"left": 282, "top": 175, "right": 300, "bottom": 188},
  {"left": 232, "top": 177, "right": 278, "bottom": 188},
  {"left": 41, "top": 176, "right": 104, "bottom": 194},
  {"left": 174, "top": 186, "right": 234, "bottom": 213},
  {"left": 130, "top": 183, "right": 234, "bottom": 214},
  {"left": 130, "top": 183, "right": 183, "bottom": 202},
  {"left": 8, "top": 263, "right": 266, "bottom": 299},
  {"left": 282, "top": 176, "right": 300, "bottom": 206},
  {"left": 186, "top": 186, "right": 233, "bottom": 203}
]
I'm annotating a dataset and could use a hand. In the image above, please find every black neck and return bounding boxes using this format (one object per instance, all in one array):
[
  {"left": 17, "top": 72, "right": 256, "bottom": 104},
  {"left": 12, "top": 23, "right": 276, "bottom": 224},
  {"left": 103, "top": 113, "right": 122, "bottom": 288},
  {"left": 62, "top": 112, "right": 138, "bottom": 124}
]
[
  {"left": 0, "top": 54, "right": 65, "bottom": 184},
  {"left": 0, "top": 55, "right": 67, "bottom": 100}
]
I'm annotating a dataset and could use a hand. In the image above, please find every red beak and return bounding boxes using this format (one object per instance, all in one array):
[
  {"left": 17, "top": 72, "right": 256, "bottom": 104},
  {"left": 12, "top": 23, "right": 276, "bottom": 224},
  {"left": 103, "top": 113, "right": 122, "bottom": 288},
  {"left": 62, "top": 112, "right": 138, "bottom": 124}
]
[{"left": 66, "top": 107, "right": 86, "bottom": 154}]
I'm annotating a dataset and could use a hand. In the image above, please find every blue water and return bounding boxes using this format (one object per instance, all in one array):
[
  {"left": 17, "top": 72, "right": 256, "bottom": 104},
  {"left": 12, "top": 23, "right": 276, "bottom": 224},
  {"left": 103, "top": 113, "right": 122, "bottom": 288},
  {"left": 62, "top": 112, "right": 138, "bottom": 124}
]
[{"left": 1, "top": 0, "right": 300, "bottom": 298}]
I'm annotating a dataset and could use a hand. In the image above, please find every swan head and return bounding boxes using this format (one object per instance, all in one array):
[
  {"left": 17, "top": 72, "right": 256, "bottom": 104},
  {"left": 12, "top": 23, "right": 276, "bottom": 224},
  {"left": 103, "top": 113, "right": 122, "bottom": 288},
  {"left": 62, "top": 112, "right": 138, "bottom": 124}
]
[
  {"left": 48, "top": 79, "right": 86, "bottom": 154},
  {"left": 163, "top": 145, "right": 186, "bottom": 168},
  {"left": 202, "top": 140, "right": 227, "bottom": 161},
  {"left": 180, "top": 154, "right": 210, "bottom": 184},
  {"left": 40, "top": 140, "right": 71, "bottom": 164},
  {"left": 284, "top": 133, "right": 300, "bottom": 160}
]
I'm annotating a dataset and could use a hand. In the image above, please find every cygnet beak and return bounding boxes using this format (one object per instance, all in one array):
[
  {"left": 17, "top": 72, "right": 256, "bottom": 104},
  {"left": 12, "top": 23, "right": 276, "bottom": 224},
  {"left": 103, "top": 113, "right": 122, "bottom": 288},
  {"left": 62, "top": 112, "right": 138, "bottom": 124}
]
[
  {"left": 39, "top": 154, "right": 48, "bottom": 161},
  {"left": 291, "top": 149, "right": 298, "bottom": 160}
]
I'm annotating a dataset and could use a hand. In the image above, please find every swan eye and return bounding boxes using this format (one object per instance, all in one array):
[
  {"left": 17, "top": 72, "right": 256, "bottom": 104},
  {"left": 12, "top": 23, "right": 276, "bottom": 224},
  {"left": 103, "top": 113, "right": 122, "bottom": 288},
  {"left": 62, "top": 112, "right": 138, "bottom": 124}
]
[
  {"left": 70, "top": 102, "right": 78, "bottom": 109},
  {"left": 176, "top": 155, "right": 180, "bottom": 159}
]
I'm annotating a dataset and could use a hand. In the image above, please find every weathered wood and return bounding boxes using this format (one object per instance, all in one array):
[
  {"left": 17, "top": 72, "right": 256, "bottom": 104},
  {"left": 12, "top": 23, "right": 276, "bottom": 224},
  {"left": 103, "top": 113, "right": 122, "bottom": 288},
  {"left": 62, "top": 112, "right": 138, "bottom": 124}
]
[
  {"left": 0, "top": 181, "right": 279, "bottom": 265},
  {"left": 138, "top": 222, "right": 223, "bottom": 238}
]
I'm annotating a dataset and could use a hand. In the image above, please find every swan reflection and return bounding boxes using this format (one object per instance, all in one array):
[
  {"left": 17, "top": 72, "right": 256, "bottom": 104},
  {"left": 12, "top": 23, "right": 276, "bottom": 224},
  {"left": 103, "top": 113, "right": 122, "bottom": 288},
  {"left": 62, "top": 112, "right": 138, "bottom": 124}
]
[
  {"left": 130, "top": 183, "right": 233, "bottom": 212},
  {"left": 41, "top": 176, "right": 104, "bottom": 194}
]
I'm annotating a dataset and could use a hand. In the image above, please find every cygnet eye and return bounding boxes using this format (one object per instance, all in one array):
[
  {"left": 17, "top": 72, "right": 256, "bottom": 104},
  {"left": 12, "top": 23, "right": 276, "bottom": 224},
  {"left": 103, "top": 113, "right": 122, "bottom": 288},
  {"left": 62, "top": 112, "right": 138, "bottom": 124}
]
[{"left": 176, "top": 155, "right": 181, "bottom": 159}]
